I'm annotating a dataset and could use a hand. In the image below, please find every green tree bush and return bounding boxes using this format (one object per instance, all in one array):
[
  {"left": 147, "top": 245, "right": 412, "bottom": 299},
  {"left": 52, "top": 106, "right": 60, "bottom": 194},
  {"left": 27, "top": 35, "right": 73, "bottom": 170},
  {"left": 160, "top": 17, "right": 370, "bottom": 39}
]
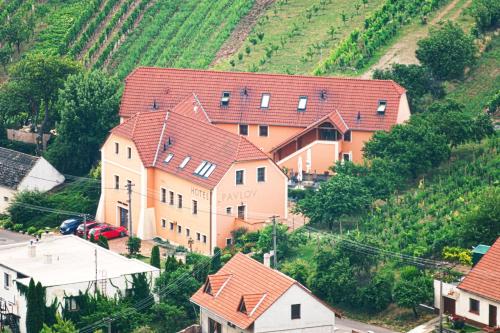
[
  {"left": 393, "top": 266, "right": 433, "bottom": 318},
  {"left": 150, "top": 245, "right": 161, "bottom": 269},
  {"left": 127, "top": 237, "right": 142, "bottom": 256},
  {"left": 97, "top": 235, "right": 109, "bottom": 250}
]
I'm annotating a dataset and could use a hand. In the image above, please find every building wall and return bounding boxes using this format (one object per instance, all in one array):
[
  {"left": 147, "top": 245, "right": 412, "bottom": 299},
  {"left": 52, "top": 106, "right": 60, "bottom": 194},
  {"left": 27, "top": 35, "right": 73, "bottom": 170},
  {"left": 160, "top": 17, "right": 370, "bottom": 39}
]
[
  {"left": 254, "top": 284, "right": 335, "bottom": 333},
  {"left": 341, "top": 131, "right": 374, "bottom": 164},
  {"left": 200, "top": 307, "right": 252, "bottom": 333},
  {"left": 215, "top": 159, "right": 288, "bottom": 249},
  {"left": 18, "top": 157, "right": 65, "bottom": 192},
  {"left": 0, "top": 187, "right": 16, "bottom": 214},
  {"left": 215, "top": 123, "right": 303, "bottom": 153},
  {"left": 397, "top": 93, "right": 411, "bottom": 124},
  {"left": 277, "top": 141, "right": 339, "bottom": 176},
  {"left": 433, "top": 280, "right": 500, "bottom": 327}
]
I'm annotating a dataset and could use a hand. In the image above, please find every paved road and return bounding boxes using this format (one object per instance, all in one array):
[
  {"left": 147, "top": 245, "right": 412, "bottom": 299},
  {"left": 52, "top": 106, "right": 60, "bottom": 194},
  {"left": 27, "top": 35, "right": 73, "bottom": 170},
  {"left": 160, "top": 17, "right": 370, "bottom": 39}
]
[
  {"left": 0, "top": 229, "right": 33, "bottom": 245},
  {"left": 336, "top": 317, "right": 400, "bottom": 333}
]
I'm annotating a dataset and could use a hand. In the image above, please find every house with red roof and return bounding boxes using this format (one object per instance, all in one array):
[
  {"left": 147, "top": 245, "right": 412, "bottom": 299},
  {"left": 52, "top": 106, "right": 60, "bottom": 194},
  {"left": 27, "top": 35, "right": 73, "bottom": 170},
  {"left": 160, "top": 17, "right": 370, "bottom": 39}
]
[
  {"left": 119, "top": 68, "right": 410, "bottom": 177},
  {"left": 96, "top": 110, "right": 288, "bottom": 255},
  {"left": 190, "top": 253, "right": 339, "bottom": 333},
  {"left": 434, "top": 237, "right": 500, "bottom": 330}
]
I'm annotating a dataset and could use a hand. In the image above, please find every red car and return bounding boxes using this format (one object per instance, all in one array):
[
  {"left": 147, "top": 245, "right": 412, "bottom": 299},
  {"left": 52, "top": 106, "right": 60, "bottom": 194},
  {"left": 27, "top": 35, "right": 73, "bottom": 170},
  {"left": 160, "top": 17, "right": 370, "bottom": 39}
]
[
  {"left": 75, "top": 221, "right": 101, "bottom": 237},
  {"left": 88, "top": 224, "right": 128, "bottom": 241}
]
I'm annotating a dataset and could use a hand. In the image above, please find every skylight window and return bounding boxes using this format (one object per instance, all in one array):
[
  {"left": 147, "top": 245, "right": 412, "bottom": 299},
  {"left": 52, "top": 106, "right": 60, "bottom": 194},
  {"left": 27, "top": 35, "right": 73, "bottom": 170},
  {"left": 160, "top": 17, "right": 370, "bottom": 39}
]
[
  {"left": 179, "top": 156, "right": 191, "bottom": 169},
  {"left": 297, "top": 96, "right": 307, "bottom": 111},
  {"left": 221, "top": 91, "right": 230, "bottom": 107},
  {"left": 377, "top": 100, "right": 387, "bottom": 114},
  {"left": 261, "top": 93, "right": 270, "bottom": 108},
  {"left": 194, "top": 161, "right": 217, "bottom": 177},
  {"left": 164, "top": 153, "right": 174, "bottom": 163}
]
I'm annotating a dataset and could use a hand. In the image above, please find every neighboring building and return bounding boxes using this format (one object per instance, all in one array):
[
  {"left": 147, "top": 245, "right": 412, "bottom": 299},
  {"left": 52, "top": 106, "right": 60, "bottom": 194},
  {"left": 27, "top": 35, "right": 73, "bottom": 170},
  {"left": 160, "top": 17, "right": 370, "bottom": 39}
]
[
  {"left": 119, "top": 67, "right": 410, "bottom": 175},
  {"left": 96, "top": 110, "right": 288, "bottom": 254},
  {"left": 0, "top": 235, "right": 160, "bottom": 333},
  {"left": 191, "top": 253, "right": 339, "bottom": 333},
  {"left": 0, "top": 147, "right": 65, "bottom": 213},
  {"left": 434, "top": 237, "right": 500, "bottom": 329}
]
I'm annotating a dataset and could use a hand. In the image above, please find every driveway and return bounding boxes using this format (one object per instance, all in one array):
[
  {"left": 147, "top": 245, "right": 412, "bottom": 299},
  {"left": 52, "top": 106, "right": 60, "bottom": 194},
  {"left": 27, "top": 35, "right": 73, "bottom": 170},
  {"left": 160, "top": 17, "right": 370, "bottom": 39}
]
[
  {"left": 336, "top": 317, "right": 399, "bottom": 333},
  {"left": 0, "top": 229, "right": 33, "bottom": 245}
]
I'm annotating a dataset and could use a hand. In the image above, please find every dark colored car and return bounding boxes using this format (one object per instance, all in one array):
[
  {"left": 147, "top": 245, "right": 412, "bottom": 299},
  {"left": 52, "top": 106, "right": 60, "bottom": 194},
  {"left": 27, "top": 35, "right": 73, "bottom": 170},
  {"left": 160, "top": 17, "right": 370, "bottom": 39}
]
[
  {"left": 88, "top": 224, "right": 128, "bottom": 241},
  {"left": 59, "top": 217, "right": 84, "bottom": 235},
  {"left": 75, "top": 221, "right": 100, "bottom": 238}
]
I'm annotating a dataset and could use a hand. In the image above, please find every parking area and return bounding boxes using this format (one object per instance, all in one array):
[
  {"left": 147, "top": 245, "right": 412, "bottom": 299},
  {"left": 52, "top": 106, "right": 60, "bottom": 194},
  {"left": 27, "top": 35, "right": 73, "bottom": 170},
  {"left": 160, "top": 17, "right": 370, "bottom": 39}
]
[{"left": 0, "top": 229, "right": 34, "bottom": 245}]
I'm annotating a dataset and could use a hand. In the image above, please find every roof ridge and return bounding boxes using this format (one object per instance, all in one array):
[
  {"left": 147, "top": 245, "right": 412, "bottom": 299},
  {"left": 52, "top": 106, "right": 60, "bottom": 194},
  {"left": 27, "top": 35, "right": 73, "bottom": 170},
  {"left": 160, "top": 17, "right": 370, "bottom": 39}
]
[
  {"left": 0, "top": 147, "right": 40, "bottom": 161},
  {"left": 192, "top": 93, "right": 212, "bottom": 123},
  {"left": 152, "top": 112, "right": 170, "bottom": 167}
]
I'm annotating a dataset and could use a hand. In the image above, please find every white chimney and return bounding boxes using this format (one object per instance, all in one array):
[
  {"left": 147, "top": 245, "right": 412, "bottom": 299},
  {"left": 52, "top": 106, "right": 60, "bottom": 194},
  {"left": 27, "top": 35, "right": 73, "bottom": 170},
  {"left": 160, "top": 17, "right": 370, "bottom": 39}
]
[
  {"left": 263, "top": 253, "right": 271, "bottom": 268},
  {"left": 28, "top": 243, "right": 36, "bottom": 258},
  {"left": 43, "top": 254, "right": 53, "bottom": 264}
]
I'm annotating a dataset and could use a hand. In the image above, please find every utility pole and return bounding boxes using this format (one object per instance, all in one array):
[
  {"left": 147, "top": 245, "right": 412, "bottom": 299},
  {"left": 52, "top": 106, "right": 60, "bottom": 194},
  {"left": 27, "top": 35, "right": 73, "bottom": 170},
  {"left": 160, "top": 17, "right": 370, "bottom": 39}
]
[
  {"left": 94, "top": 248, "right": 98, "bottom": 295},
  {"left": 82, "top": 213, "right": 87, "bottom": 240},
  {"left": 270, "top": 215, "right": 279, "bottom": 269},
  {"left": 439, "top": 276, "right": 444, "bottom": 333},
  {"left": 125, "top": 181, "right": 135, "bottom": 236}
]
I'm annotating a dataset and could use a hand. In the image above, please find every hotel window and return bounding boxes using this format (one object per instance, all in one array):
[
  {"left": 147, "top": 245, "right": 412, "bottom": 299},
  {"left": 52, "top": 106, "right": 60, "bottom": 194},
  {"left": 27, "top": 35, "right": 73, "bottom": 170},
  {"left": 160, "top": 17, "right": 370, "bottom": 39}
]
[
  {"left": 127, "top": 147, "right": 132, "bottom": 159},
  {"left": 161, "top": 219, "right": 166, "bottom": 229},
  {"left": 202, "top": 235, "right": 207, "bottom": 243},
  {"left": 4, "top": 273, "right": 10, "bottom": 289},
  {"left": 469, "top": 298, "right": 480, "bottom": 314},
  {"left": 115, "top": 142, "right": 119, "bottom": 154},
  {"left": 259, "top": 125, "right": 268, "bottom": 137},
  {"left": 297, "top": 96, "right": 307, "bottom": 111},
  {"left": 226, "top": 207, "right": 232, "bottom": 215},
  {"left": 257, "top": 167, "right": 266, "bottom": 182},
  {"left": 226, "top": 238, "right": 232, "bottom": 246},
  {"left": 221, "top": 91, "right": 230, "bottom": 107},
  {"left": 161, "top": 188, "right": 166, "bottom": 203},
  {"left": 236, "top": 170, "right": 244, "bottom": 185},
  {"left": 169, "top": 191, "right": 174, "bottom": 205},
  {"left": 114, "top": 175, "right": 120, "bottom": 189},
  {"left": 260, "top": 93, "right": 270, "bottom": 108},
  {"left": 186, "top": 228, "right": 190, "bottom": 237},
  {"left": 192, "top": 200, "right": 198, "bottom": 215},
  {"left": 178, "top": 194, "right": 183, "bottom": 208},
  {"left": 291, "top": 304, "right": 301, "bottom": 319},
  {"left": 237, "top": 205, "right": 246, "bottom": 220},
  {"left": 344, "top": 130, "right": 351, "bottom": 142},
  {"left": 196, "top": 232, "right": 201, "bottom": 241},
  {"left": 178, "top": 225, "right": 182, "bottom": 234},
  {"left": 170, "top": 222, "right": 174, "bottom": 231},
  {"left": 239, "top": 124, "right": 248, "bottom": 136},
  {"left": 343, "top": 152, "right": 351, "bottom": 162},
  {"left": 65, "top": 297, "right": 79, "bottom": 312}
]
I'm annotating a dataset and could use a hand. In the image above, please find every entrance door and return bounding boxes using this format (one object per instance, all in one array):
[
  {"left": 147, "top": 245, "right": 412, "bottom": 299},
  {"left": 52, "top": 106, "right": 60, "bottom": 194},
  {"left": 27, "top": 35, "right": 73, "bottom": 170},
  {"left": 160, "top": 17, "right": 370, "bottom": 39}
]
[
  {"left": 118, "top": 207, "right": 128, "bottom": 228},
  {"left": 443, "top": 297, "right": 456, "bottom": 315},
  {"left": 489, "top": 305, "right": 497, "bottom": 327}
]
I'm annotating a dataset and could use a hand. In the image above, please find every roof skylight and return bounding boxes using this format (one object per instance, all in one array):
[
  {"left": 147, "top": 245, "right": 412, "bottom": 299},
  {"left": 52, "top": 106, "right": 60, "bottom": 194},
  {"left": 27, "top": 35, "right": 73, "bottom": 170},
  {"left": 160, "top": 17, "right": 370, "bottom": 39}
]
[
  {"left": 221, "top": 92, "right": 230, "bottom": 107},
  {"left": 260, "top": 93, "right": 270, "bottom": 108},
  {"left": 164, "top": 153, "right": 174, "bottom": 163},
  {"left": 194, "top": 161, "right": 217, "bottom": 177},
  {"left": 377, "top": 100, "right": 387, "bottom": 114},
  {"left": 297, "top": 96, "right": 307, "bottom": 111},
  {"left": 179, "top": 156, "right": 191, "bottom": 169}
]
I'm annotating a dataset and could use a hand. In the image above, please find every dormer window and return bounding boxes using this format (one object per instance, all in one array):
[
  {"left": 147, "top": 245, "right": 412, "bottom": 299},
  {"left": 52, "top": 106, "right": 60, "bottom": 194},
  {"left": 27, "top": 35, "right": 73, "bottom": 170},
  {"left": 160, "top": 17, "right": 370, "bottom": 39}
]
[
  {"left": 377, "top": 100, "right": 387, "bottom": 114},
  {"left": 204, "top": 281, "right": 212, "bottom": 295},
  {"left": 297, "top": 96, "right": 307, "bottom": 111},
  {"left": 260, "top": 93, "right": 270, "bottom": 108},
  {"left": 238, "top": 298, "right": 247, "bottom": 314},
  {"left": 179, "top": 156, "right": 190, "bottom": 169},
  {"left": 164, "top": 153, "right": 174, "bottom": 163},
  {"left": 221, "top": 92, "right": 230, "bottom": 107}
]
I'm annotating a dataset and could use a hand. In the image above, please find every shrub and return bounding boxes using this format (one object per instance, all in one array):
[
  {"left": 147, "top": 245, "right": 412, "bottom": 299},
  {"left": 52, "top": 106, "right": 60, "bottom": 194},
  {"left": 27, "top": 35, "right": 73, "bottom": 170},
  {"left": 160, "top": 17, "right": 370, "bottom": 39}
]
[
  {"left": 150, "top": 246, "right": 161, "bottom": 269},
  {"left": 127, "top": 237, "right": 142, "bottom": 256},
  {"left": 27, "top": 226, "right": 37, "bottom": 235}
]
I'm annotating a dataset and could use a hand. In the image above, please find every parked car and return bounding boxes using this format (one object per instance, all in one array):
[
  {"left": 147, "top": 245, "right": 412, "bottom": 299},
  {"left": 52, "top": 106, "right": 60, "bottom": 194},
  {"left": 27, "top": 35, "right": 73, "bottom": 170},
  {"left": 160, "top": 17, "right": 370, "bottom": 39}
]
[
  {"left": 88, "top": 224, "right": 127, "bottom": 241},
  {"left": 75, "top": 221, "right": 101, "bottom": 237},
  {"left": 59, "top": 217, "right": 84, "bottom": 235}
]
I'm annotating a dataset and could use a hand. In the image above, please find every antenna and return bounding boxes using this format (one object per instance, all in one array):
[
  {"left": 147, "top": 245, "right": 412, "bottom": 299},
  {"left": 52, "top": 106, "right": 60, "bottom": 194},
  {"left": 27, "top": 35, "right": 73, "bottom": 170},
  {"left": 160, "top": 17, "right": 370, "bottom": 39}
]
[
  {"left": 357, "top": 111, "right": 361, "bottom": 121},
  {"left": 241, "top": 87, "right": 249, "bottom": 97},
  {"left": 320, "top": 90, "right": 327, "bottom": 100},
  {"left": 152, "top": 99, "right": 158, "bottom": 110}
]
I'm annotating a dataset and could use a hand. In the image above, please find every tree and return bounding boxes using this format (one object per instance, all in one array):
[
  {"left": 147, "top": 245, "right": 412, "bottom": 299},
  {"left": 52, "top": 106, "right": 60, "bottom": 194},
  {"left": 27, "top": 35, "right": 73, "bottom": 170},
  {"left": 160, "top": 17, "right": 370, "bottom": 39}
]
[
  {"left": 360, "top": 270, "right": 394, "bottom": 313},
  {"left": 127, "top": 236, "right": 142, "bottom": 256},
  {"left": 2, "top": 15, "right": 31, "bottom": 53},
  {"left": 150, "top": 245, "right": 161, "bottom": 269},
  {"left": 130, "top": 273, "right": 152, "bottom": 307},
  {"left": 280, "top": 259, "right": 312, "bottom": 286},
  {"left": 9, "top": 54, "right": 80, "bottom": 149},
  {"left": 0, "top": 45, "right": 12, "bottom": 71},
  {"left": 40, "top": 315, "right": 77, "bottom": 333},
  {"left": 45, "top": 70, "right": 119, "bottom": 174},
  {"left": 97, "top": 235, "right": 109, "bottom": 249},
  {"left": 26, "top": 279, "right": 45, "bottom": 333},
  {"left": 470, "top": 0, "right": 500, "bottom": 32},
  {"left": 210, "top": 247, "right": 222, "bottom": 273},
  {"left": 256, "top": 223, "right": 290, "bottom": 259},
  {"left": 297, "top": 173, "right": 371, "bottom": 230},
  {"left": 416, "top": 21, "right": 476, "bottom": 80},
  {"left": 149, "top": 303, "right": 190, "bottom": 333},
  {"left": 393, "top": 266, "right": 433, "bottom": 318}
]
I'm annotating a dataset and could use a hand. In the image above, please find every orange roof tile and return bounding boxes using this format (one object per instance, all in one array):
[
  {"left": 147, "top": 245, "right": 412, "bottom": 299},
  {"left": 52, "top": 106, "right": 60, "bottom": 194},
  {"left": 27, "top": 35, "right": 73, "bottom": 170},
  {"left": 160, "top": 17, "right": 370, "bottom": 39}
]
[
  {"left": 121, "top": 67, "right": 406, "bottom": 131},
  {"left": 111, "top": 111, "right": 269, "bottom": 189},
  {"left": 190, "top": 253, "right": 338, "bottom": 329},
  {"left": 458, "top": 237, "right": 500, "bottom": 302}
]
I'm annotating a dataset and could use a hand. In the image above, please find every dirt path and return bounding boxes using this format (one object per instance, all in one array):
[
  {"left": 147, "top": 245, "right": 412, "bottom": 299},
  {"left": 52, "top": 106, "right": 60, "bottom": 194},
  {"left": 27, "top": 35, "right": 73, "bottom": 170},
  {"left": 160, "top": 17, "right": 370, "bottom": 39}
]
[
  {"left": 210, "top": 0, "right": 275, "bottom": 67},
  {"left": 360, "top": 0, "right": 472, "bottom": 79}
]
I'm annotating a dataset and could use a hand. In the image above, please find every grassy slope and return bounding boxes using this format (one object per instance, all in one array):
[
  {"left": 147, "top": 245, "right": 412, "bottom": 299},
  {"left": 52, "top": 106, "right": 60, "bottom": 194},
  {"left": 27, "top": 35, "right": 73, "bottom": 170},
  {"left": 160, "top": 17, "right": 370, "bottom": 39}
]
[{"left": 213, "top": 0, "right": 385, "bottom": 74}]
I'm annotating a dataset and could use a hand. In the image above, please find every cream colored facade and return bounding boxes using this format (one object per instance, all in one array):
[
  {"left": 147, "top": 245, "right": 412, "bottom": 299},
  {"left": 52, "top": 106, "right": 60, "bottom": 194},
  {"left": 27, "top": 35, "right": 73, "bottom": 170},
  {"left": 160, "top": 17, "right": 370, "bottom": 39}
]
[{"left": 97, "top": 134, "right": 288, "bottom": 255}]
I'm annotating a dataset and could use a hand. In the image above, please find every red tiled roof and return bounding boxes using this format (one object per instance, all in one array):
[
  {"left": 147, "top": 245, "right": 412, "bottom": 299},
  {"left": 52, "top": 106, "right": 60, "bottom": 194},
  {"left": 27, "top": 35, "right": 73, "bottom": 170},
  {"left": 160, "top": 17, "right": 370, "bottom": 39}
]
[
  {"left": 121, "top": 67, "right": 406, "bottom": 131},
  {"left": 190, "top": 253, "right": 338, "bottom": 329},
  {"left": 170, "top": 93, "right": 211, "bottom": 124},
  {"left": 111, "top": 111, "right": 269, "bottom": 189},
  {"left": 458, "top": 238, "right": 500, "bottom": 302}
]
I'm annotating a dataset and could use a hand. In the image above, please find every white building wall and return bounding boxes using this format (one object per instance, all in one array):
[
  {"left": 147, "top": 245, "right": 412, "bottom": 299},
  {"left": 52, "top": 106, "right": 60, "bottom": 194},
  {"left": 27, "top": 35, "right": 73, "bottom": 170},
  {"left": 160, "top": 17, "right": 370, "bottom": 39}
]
[
  {"left": 0, "top": 186, "right": 16, "bottom": 214},
  {"left": 254, "top": 284, "right": 335, "bottom": 333},
  {"left": 434, "top": 280, "right": 500, "bottom": 326},
  {"left": 396, "top": 93, "right": 411, "bottom": 124},
  {"left": 200, "top": 308, "right": 253, "bottom": 333},
  {"left": 18, "top": 157, "right": 65, "bottom": 192}
]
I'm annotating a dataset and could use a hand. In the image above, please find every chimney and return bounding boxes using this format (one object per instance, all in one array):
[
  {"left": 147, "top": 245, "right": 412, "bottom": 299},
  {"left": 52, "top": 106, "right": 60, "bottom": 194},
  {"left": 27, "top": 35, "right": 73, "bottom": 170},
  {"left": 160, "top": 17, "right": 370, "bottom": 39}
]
[
  {"left": 43, "top": 254, "right": 53, "bottom": 264},
  {"left": 28, "top": 242, "right": 36, "bottom": 258},
  {"left": 263, "top": 253, "right": 271, "bottom": 268}
]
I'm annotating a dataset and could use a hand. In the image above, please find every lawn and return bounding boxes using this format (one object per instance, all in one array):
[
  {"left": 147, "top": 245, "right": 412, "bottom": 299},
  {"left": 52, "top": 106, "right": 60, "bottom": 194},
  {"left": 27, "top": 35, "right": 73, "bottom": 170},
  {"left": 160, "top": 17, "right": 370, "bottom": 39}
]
[{"left": 213, "top": 0, "right": 385, "bottom": 75}]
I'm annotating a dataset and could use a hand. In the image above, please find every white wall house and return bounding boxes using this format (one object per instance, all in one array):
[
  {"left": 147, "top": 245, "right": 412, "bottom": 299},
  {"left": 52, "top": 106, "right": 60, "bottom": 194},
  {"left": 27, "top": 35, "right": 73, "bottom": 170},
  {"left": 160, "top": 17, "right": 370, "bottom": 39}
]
[
  {"left": 191, "top": 253, "right": 339, "bottom": 333},
  {"left": 434, "top": 238, "right": 500, "bottom": 329},
  {"left": 0, "top": 235, "right": 160, "bottom": 333},
  {"left": 0, "top": 147, "right": 65, "bottom": 213}
]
